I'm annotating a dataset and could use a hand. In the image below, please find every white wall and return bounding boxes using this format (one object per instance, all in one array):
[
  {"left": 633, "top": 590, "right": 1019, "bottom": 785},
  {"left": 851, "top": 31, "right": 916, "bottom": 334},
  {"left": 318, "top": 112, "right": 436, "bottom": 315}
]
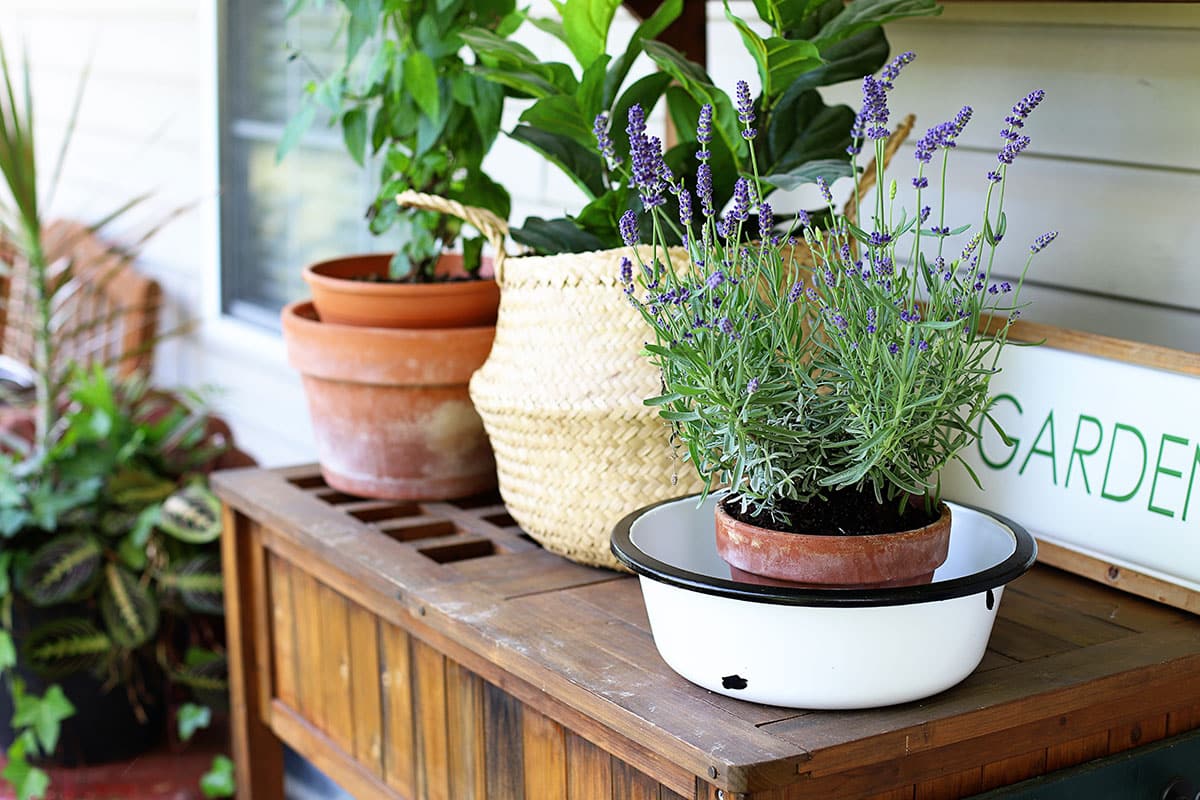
[{"left": 2, "top": 1, "right": 1198, "bottom": 465}]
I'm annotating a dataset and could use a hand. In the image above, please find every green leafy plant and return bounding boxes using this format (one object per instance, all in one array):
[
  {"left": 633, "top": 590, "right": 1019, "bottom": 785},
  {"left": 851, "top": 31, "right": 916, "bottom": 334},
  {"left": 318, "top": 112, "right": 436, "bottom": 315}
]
[
  {"left": 280, "top": 0, "right": 517, "bottom": 280},
  {"left": 464, "top": 0, "right": 938, "bottom": 254},
  {"left": 0, "top": 38, "right": 229, "bottom": 798},
  {"left": 616, "top": 57, "right": 1055, "bottom": 526}
]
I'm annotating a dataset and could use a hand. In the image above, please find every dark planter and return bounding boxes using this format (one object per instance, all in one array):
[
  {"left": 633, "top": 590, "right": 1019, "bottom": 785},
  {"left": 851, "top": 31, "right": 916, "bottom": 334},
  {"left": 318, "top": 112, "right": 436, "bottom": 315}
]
[{"left": 0, "top": 600, "right": 166, "bottom": 766}]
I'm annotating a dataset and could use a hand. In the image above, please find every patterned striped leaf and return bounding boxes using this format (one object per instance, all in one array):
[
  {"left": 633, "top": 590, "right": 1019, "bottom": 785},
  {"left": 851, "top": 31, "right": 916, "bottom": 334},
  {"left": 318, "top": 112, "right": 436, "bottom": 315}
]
[
  {"left": 17, "top": 534, "right": 103, "bottom": 607},
  {"left": 23, "top": 618, "right": 112, "bottom": 677},
  {"left": 158, "top": 555, "right": 224, "bottom": 615},
  {"left": 158, "top": 486, "right": 221, "bottom": 544},
  {"left": 171, "top": 654, "right": 229, "bottom": 708},
  {"left": 99, "top": 564, "right": 159, "bottom": 648}
]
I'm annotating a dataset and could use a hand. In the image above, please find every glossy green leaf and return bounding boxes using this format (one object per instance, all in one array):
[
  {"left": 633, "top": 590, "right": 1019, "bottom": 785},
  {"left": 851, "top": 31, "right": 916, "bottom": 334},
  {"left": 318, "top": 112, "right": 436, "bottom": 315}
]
[
  {"left": 23, "top": 618, "right": 110, "bottom": 677},
  {"left": 560, "top": 0, "right": 621, "bottom": 67},
  {"left": 519, "top": 95, "right": 593, "bottom": 149},
  {"left": 509, "top": 217, "right": 607, "bottom": 255},
  {"left": 342, "top": 108, "right": 367, "bottom": 166},
  {"left": 404, "top": 51, "right": 440, "bottom": 120},
  {"left": 724, "top": 3, "right": 822, "bottom": 101},
  {"left": 602, "top": 0, "right": 682, "bottom": 106},
  {"left": 813, "top": 0, "right": 941, "bottom": 49},
  {"left": 17, "top": 534, "right": 102, "bottom": 607},
  {"left": 99, "top": 564, "right": 159, "bottom": 648},
  {"left": 345, "top": 0, "right": 382, "bottom": 65},
  {"left": 509, "top": 125, "right": 606, "bottom": 198},
  {"left": 643, "top": 41, "right": 743, "bottom": 162},
  {"left": 765, "top": 87, "right": 855, "bottom": 175},
  {"left": 781, "top": 27, "right": 889, "bottom": 95}
]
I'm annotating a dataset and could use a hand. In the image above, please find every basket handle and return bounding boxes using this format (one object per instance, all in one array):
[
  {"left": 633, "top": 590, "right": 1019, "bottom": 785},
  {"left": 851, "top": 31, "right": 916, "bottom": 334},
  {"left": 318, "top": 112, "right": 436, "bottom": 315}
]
[
  {"left": 396, "top": 190, "right": 512, "bottom": 281},
  {"left": 842, "top": 113, "right": 916, "bottom": 226}
]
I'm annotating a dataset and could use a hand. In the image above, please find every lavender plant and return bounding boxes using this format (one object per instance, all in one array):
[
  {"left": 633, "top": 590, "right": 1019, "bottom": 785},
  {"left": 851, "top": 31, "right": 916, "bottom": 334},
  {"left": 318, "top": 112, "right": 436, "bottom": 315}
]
[{"left": 614, "top": 56, "right": 1056, "bottom": 525}]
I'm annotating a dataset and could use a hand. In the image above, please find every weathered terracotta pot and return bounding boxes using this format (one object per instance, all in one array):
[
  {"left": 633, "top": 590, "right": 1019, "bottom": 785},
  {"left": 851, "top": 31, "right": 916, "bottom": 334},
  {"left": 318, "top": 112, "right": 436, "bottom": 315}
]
[
  {"left": 282, "top": 301, "right": 496, "bottom": 500},
  {"left": 714, "top": 498, "right": 952, "bottom": 586},
  {"left": 303, "top": 253, "right": 500, "bottom": 329}
]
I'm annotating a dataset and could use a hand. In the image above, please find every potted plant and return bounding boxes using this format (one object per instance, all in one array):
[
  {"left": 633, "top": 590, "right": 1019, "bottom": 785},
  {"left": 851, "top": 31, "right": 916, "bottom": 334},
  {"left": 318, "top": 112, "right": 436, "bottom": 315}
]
[
  {"left": 449, "top": 0, "right": 935, "bottom": 570},
  {"left": 614, "top": 56, "right": 1055, "bottom": 586},
  {"left": 278, "top": 0, "right": 516, "bottom": 500}
]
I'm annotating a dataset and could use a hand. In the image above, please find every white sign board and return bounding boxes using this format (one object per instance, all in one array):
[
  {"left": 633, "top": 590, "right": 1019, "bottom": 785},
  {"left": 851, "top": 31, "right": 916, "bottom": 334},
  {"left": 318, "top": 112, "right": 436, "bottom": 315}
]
[{"left": 942, "top": 325, "right": 1200, "bottom": 613}]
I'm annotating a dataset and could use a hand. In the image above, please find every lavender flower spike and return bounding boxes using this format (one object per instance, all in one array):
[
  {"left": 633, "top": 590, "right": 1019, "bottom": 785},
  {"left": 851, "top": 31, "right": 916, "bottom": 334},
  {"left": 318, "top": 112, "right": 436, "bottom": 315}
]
[
  {"left": 731, "top": 178, "right": 751, "bottom": 222},
  {"left": 696, "top": 104, "right": 713, "bottom": 161},
  {"left": 736, "top": 80, "right": 756, "bottom": 139},
  {"left": 593, "top": 112, "right": 619, "bottom": 168},
  {"left": 758, "top": 202, "right": 773, "bottom": 241},
  {"left": 678, "top": 187, "right": 692, "bottom": 228},
  {"left": 619, "top": 209, "right": 639, "bottom": 247},
  {"left": 816, "top": 176, "right": 833, "bottom": 205},
  {"left": 1030, "top": 231, "right": 1058, "bottom": 253},
  {"left": 626, "top": 104, "right": 669, "bottom": 208},
  {"left": 697, "top": 162, "right": 715, "bottom": 217}
]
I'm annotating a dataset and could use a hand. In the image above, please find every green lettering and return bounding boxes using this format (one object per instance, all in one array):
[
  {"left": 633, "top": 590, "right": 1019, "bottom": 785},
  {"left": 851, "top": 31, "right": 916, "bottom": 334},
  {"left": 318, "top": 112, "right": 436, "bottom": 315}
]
[
  {"left": 1148, "top": 434, "right": 1188, "bottom": 518},
  {"left": 1065, "top": 415, "right": 1103, "bottom": 495},
  {"left": 979, "top": 394, "right": 1022, "bottom": 470},
  {"left": 1018, "top": 411, "right": 1057, "bottom": 485},
  {"left": 1101, "top": 423, "right": 1148, "bottom": 504},
  {"left": 1183, "top": 445, "right": 1200, "bottom": 523}
]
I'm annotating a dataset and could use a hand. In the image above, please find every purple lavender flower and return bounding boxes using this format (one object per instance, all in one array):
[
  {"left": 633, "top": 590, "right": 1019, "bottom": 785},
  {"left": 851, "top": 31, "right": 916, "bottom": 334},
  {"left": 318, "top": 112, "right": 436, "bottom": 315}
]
[
  {"left": 816, "top": 177, "right": 833, "bottom": 205},
  {"left": 736, "top": 81, "right": 754, "bottom": 124},
  {"left": 1030, "top": 231, "right": 1058, "bottom": 253},
  {"left": 866, "top": 306, "right": 877, "bottom": 334},
  {"left": 1001, "top": 281, "right": 1012, "bottom": 293},
  {"left": 931, "top": 225, "right": 950, "bottom": 236},
  {"left": 986, "top": 170, "right": 1002, "bottom": 183},
  {"left": 731, "top": 178, "right": 751, "bottom": 222},
  {"left": 879, "top": 50, "right": 916, "bottom": 89},
  {"left": 913, "top": 176, "right": 929, "bottom": 189},
  {"left": 920, "top": 205, "right": 931, "bottom": 223},
  {"left": 918, "top": 340, "right": 929, "bottom": 352},
  {"left": 619, "top": 209, "right": 639, "bottom": 247},
  {"left": 718, "top": 316, "right": 735, "bottom": 335},
  {"left": 697, "top": 163, "right": 715, "bottom": 217},
  {"left": 788, "top": 282, "right": 803, "bottom": 303},
  {"left": 626, "top": 104, "right": 668, "bottom": 207},
  {"left": 996, "top": 135, "right": 1030, "bottom": 166},
  {"left": 747, "top": 377, "right": 760, "bottom": 395},
  {"left": 914, "top": 107, "right": 971, "bottom": 165},
  {"left": 619, "top": 256, "right": 632, "bottom": 285},
  {"left": 758, "top": 202, "right": 774, "bottom": 241},
  {"left": 831, "top": 312, "right": 848, "bottom": 331},
  {"left": 678, "top": 188, "right": 692, "bottom": 228},
  {"left": 868, "top": 230, "right": 892, "bottom": 247},
  {"left": 706, "top": 270, "right": 726, "bottom": 290},
  {"left": 1008, "top": 89, "right": 1046, "bottom": 127},
  {"left": 696, "top": 103, "right": 713, "bottom": 159},
  {"left": 988, "top": 284, "right": 999, "bottom": 295},
  {"left": 805, "top": 287, "right": 819, "bottom": 303},
  {"left": 594, "top": 113, "right": 619, "bottom": 168},
  {"left": 797, "top": 209, "right": 811, "bottom": 228},
  {"left": 888, "top": 342, "right": 900, "bottom": 355}
]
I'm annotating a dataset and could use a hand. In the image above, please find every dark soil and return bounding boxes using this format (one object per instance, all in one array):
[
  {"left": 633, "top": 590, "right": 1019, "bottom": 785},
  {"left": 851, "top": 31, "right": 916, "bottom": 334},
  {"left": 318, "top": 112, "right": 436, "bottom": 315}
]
[
  {"left": 350, "top": 271, "right": 478, "bottom": 284},
  {"left": 725, "top": 488, "right": 938, "bottom": 536}
]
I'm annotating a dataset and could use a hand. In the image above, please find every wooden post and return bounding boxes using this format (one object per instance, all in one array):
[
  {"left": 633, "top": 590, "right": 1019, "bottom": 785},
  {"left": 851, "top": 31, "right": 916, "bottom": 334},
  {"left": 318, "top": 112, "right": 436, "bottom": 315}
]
[{"left": 221, "top": 506, "right": 285, "bottom": 799}]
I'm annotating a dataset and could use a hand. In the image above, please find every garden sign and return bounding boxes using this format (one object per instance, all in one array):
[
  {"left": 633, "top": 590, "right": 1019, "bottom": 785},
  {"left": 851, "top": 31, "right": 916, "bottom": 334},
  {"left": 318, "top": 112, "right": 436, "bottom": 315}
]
[{"left": 943, "top": 320, "right": 1200, "bottom": 614}]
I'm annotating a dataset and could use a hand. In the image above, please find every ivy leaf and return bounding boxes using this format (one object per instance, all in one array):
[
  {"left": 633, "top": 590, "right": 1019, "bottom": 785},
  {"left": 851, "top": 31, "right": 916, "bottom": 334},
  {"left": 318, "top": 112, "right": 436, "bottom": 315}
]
[
  {"left": 200, "top": 755, "right": 236, "bottom": 798},
  {"left": 3, "top": 738, "right": 49, "bottom": 800},
  {"left": 177, "top": 702, "right": 212, "bottom": 743},
  {"left": 560, "top": 0, "right": 621, "bottom": 68},
  {"left": 13, "top": 685, "right": 75, "bottom": 757}
]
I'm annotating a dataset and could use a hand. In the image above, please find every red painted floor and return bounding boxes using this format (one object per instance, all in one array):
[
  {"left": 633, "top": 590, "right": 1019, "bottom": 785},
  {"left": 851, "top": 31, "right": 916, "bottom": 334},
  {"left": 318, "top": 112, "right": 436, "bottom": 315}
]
[{"left": 0, "top": 736, "right": 224, "bottom": 800}]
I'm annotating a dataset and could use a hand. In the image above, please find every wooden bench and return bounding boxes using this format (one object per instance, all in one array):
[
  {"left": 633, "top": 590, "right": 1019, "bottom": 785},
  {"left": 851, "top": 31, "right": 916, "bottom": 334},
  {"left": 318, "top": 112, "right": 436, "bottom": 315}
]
[{"left": 214, "top": 464, "right": 1200, "bottom": 799}]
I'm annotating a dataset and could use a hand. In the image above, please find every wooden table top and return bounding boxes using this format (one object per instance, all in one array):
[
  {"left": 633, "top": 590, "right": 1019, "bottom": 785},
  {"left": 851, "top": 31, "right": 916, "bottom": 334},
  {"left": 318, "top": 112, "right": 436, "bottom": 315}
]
[{"left": 213, "top": 465, "right": 1200, "bottom": 796}]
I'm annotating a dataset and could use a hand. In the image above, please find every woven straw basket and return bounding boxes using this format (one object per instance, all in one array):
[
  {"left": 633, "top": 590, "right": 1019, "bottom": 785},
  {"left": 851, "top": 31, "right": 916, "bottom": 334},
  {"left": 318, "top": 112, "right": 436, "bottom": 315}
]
[{"left": 396, "top": 119, "right": 913, "bottom": 571}]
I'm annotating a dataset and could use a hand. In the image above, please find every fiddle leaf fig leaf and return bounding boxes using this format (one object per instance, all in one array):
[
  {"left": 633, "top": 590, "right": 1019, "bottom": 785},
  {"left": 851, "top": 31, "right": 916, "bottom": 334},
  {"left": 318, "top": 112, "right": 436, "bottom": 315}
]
[
  {"left": 643, "top": 41, "right": 744, "bottom": 162},
  {"left": 603, "top": 0, "right": 681, "bottom": 106},
  {"left": 813, "top": 0, "right": 941, "bottom": 49},
  {"left": 509, "top": 125, "right": 606, "bottom": 198},
  {"left": 723, "top": 2, "right": 822, "bottom": 102}
]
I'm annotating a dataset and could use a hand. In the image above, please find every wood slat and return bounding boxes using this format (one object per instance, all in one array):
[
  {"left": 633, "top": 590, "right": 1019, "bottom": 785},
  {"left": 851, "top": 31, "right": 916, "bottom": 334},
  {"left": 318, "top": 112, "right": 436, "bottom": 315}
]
[
  {"left": 984, "top": 616, "right": 1077, "bottom": 662},
  {"left": 1167, "top": 701, "right": 1200, "bottom": 735},
  {"left": 914, "top": 767, "right": 981, "bottom": 800},
  {"left": 272, "top": 702, "right": 406, "bottom": 800},
  {"left": 247, "top": 521, "right": 276, "bottom": 722},
  {"left": 484, "top": 680, "right": 525, "bottom": 800},
  {"left": 992, "top": 589, "right": 1134, "bottom": 647},
  {"left": 268, "top": 554, "right": 299, "bottom": 710},
  {"left": 412, "top": 637, "right": 451, "bottom": 800},
  {"left": 611, "top": 759, "right": 661, "bottom": 800},
  {"left": 1044, "top": 730, "right": 1109, "bottom": 772},
  {"left": 445, "top": 661, "right": 486, "bottom": 800},
  {"left": 347, "top": 602, "right": 384, "bottom": 777},
  {"left": 288, "top": 567, "right": 327, "bottom": 732},
  {"left": 979, "top": 748, "right": 1047, "bottom": 793},
  {"left": 380, "top": 623, "right": 416, "bottom": 798},
  {"left": 522, "top": 707, "right": 568, "bottom": 799},
  {"left": 1005, "top": 565, "right": 1193, "bottom": 632},
  {"left": 861, "top": 787, "right": 915, "bottom": 800},
  {"left": 565, "top": 732, "right": 613, "bottom": 800},
  {"left": 318, "top": 583, "right": 356, "bottom": 756},
  {"left": 450, "top": 549, "right": 623, "bottom": 599},
  {"left": 1108, "top": 713, "right": 1169, "bottom": 754}
]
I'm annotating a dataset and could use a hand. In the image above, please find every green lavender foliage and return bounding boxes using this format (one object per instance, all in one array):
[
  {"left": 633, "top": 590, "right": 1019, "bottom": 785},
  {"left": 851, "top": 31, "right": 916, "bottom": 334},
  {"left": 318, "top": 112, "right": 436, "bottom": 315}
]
[{"left": 620, "top": 60, "right": 1055, "bottom": 520}]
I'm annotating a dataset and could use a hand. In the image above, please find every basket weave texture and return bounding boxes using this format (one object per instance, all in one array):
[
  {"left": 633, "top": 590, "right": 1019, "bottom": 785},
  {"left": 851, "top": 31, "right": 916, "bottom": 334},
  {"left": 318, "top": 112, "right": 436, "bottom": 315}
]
[{"left": 469, "top": 246, "right": 705, "bottom": 570}]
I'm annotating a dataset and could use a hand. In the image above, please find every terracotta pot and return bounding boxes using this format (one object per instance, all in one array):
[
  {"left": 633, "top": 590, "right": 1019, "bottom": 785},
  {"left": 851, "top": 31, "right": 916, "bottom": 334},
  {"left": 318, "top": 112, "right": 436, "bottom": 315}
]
[
  {"left": 282, "top": 301, "right": 496, "bottom": 500},
  {"left": 303, "top": 253, "right": 500, "bottom": 329},
  {"left": 714, "top": 498, "right": 952, "bottom": 586}
]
